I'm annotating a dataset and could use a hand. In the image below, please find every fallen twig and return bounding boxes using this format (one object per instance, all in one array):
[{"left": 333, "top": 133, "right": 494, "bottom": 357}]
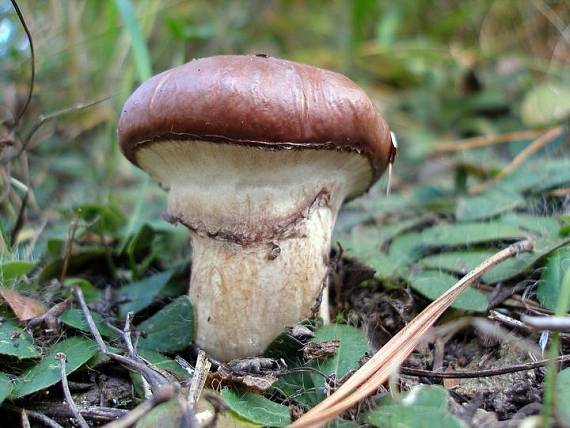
[
  {"left": 102, "top": 384, "right": 177, "bottom": 428},
  {"left": 432, "top": 129, "right": 543, "bottom": 153},
  {"left": 21, "top": 409, "right": 63, "bottom": 428},
  {"left": 187, "top": 350, "right": 211, "bottom": 408},
  {"left": 27, "top": 297, "right": 72, "bottom": 330},
  {"left": 73, "top": 287, "right": 169, "bottom": 391},
  {"left": 522, "top": 315, "right": 570, "bottom": 332},
  {"left": 56, "top": 352, "right": 89, "bottom": 428},
  {"left": 400, "top": 354, "right": 570, "bottom": 379},
  {"left": 29, "top": 403, "right": 127, "bottom": 423},
  {"left": 470, "top": 126, "right": 565, "bottom": 194},
  {"left": 291, "top": 239, "right": 534, "bottom": 427}
]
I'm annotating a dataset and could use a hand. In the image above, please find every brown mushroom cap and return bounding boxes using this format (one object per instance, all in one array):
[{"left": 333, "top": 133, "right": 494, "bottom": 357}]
[{"left": 118, "top": 55, "right": 392, "bottom": 188}]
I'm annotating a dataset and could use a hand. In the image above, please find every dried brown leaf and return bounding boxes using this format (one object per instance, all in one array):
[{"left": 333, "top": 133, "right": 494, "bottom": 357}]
[{"left": 0, "top": 289, "right": 47, "bottom": 321}]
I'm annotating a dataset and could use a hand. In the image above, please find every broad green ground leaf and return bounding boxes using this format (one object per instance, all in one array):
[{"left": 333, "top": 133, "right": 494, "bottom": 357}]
[
  {"left": 136, "top": 399, "right": 182, "bottom": 428},
  {"left": 367, "top": 385, "right": 465, "bottom": 428},
  {"left": 311, "top": 324, "right": 369, "bottom": 380},
  {"left": 0, "top": 261, "right": 35, "bottom": 282},
  {"left": 12, "top": 337, "right": 98, "bottom": 398},
  {"left": 456, "top": 190, "right": 524, "bottom": 222},
  {"left": 419, "top": 251, "right": 495, "bottom": 276},
  {"left": 538, "top": 246, "right": 570, "bottom": 312},
  {"left": 498, "top": 159, "right": 570, "bottom": 194},
  {"left": 274, "top": 324, "right": 369, "bottom": 409},
  {"left": 119, "top": 270, "right": 174, "bottom": 317},
  {"left": 521, "top": 83, "right": 570, "bottom": 127},
  {"left": 420, "top": 223, "right": 526, "bottom": 248},
  {"left": 39, "top": 248, "right": 107, "bottom": 282},
  {"left": 0, "top": 315, "right": 40, "bottom": 358},
  {"left": 555, "top": 368, "right": 570, "bottom": 424},
  {"left": 131, "top": 349, "right": 189, "bottom": 397},
  {"left": 408, "top": 270, "right": 488, "bottom": 311},
  {"left": 63, "top": 278, "right": 101, "bottom": 302},
  {"left": 74, "top": 203, "right": 126, "bottom": 234},
  {"left": 59, "top": 309, "right": 119, "bottom": 339},
  {"left": 221, "top": 388, "right": 291, "bottom": 427},
  {"left": 484, "top": 238, "right": 570, "bottom": 284},
  {"left": 0, "top": 372, "right": 12, "bottom": 405},
  {"left": 138, "top": 349, "right": 189, "bottom": 378},
  {"left": 137, "top": 296, "right": 194, "bottom": 353},
  {"left": 389, "top": 232, "right": 424, "bottom": 265},
  {"left": 498, "top": 213, "right": 560, "bottom": 237}
]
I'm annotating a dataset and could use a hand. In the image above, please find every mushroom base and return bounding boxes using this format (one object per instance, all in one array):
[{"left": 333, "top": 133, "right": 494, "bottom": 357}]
[{"left": 189, "top": 205, "right": 334, "bottom": 361}]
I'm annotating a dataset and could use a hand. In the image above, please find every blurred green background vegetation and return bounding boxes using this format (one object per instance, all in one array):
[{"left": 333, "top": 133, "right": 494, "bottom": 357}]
[{"left": 0, "top": 0, "right": 569, "bottom": 253}]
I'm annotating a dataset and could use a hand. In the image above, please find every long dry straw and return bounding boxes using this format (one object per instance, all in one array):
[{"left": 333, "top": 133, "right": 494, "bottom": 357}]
[{"left": 291, "top": 239, "right": 534, "bottom": 427}]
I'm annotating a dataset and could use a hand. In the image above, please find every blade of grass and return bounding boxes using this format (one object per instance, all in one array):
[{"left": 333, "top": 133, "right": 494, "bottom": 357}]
[
  {"left": 542, "top": 267, "right": 570, "bottom": 426},
  {"left": 113, "top": 0, "right": 154, "bottom": 253},
  {"left": 291, "top": 240, "right": 534, "bottom": 427},
  {"left": 113, "top": 0, "right": 152, "bottom": 81}
]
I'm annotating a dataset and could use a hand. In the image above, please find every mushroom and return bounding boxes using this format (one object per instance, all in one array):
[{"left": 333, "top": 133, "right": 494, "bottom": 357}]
[{"left": 118, "top": 55, "right": 394, "bottom": 361}]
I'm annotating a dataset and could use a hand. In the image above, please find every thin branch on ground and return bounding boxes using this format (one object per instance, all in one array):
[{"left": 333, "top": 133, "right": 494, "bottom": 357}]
[
  {"left": 432, "top": 129, "right": 544, "bottom": 153},
  {"left": 470, "top": 126, "right": 565, "bottom": 194},
  {"left": 21, "top": 409, "right": 63, "bottom": 428},
  {"left": 27, "top": 297, "right": 72, "bottom": 330},
  {"left": 56, "top": 352, "right": 90, "bottom": 428},
  {"left": 400, "top": 354, "right": 570, "bottom": 379},
  {"left": 73, "top": 287, "right": 169, "bottom": 391},
  {"left": 291, "top": 239, "right": 535, "bottom": 427},
  {"left": 102, "top": 384, "right": 177, "bottom": 428},
  {"left": 21, "top": 409, "right": 31, "bottom": 428},
  {"left": 29, "top": 403, "right": 128, "bottom": 423},
  {"left": 522, "top": 315, "right": 570, "bottom": 332},
  {"left": 73, "top": 287, "right": 108, "bottom": 353},
  {"left": 187, "top": 350, "right": 210, "bottom": 408}
]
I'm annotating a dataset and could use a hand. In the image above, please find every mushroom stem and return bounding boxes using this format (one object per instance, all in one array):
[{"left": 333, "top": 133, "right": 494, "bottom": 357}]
[{"left": 189, "top": 206, "right": 335, "bottom": 361}]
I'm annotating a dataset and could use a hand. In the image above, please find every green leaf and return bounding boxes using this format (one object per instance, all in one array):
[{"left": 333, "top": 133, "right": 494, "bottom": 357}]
[
  {"left": 0, "top": 261, "right": 35, "bottom": 282},
  {"left": 59, "top": 309, "right": 119, "bottom": 339},
  {"left": 221, "top": 388, "right": 291, "bottom": 427},
  {"left": 39, "top": 248, "right": 107, "bottom": 282},
  {"left": 408, "top": 270, "right": 488, "bottom": 311},
  {"left": 119, "top": 270, "right": 174, "bottom": 317},
  {"left": 311, "top": 324, "right": 369, "bottom": 380},
  {"left": 455, "top": 190, "right": 524, "bottom": 222},
  {"left": 63, "top": 278, "right": 101, "bottom": 302},
  {"left": 521, "top": 83, "right": 570, "bottom": 127},
  {"left": 274, "top": 324, "right": 369, "bottom": 409},
  {"left": 555, "top": 368, "right": 570, "bottom": 424},
  {"left": 498, "top": 159, "right": 570, "bottom": 194},
  {"left": 113, "top": 0, "right": 152, "bottom": 81},
  {"left": 138, "top": 349, "right": 189, "bottom": 379},
  {"left": 367, "top": 385, "right": 466, "bottom": 428},
  {"left": 74, "top": 203, "right": 126, "bottom": 235},
  {"left": 12, "top": 337, "right": 98, "bottom": 398},
  {"left": 538, "top": 246, "right": 570, "bottom": 312},
  {"left": 131, "top": 349, "right": 189, "bottom": 397},
  {"left": 136, "top": 399, "right": 182, "bottom": 428},
  {"left": 420, "top": 223, "right": 526, "bottom": 248},
  {"left": 137, "top": 296, "right": 194, "bottom": 353},
  {"left": 419, "top": 251, "right": 495, "bottom": 276},
  {"left": 389, "top": 232, "right": 424, "bottom": 265},
  {"left": 0, "top": 372, "right": 12, "bottom": 405},
  {"left": 498, "top": 213, "right": 560, "bottom": 237},
  {"left": 0, "top": 315, "right": 40, "bottom": 358}
]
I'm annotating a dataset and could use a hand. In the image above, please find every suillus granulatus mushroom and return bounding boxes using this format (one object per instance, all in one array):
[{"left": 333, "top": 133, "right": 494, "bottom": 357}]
[{"left": 118, "top": 55, "right": 395, "bottom": 361}]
